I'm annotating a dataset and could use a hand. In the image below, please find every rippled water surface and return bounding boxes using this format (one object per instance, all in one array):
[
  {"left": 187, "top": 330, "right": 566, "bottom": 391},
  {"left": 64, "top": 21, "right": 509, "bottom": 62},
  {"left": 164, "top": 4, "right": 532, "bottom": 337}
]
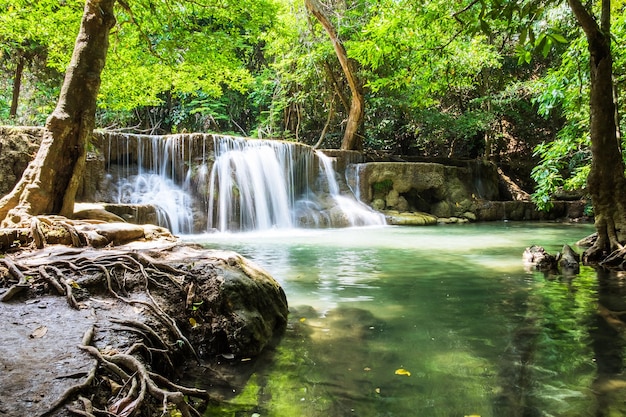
[{"left": 186, "top": 222, "right": 626, "bottom": 417}]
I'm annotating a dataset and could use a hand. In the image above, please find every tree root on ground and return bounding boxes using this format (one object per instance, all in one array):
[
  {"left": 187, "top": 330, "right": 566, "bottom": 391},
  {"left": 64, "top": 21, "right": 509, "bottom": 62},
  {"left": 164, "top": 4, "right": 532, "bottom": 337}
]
[
  {"left": 1, "top": 247, "right": 211, "bottom": 416},
  {"left": 79, "top": 339, "right": 209, "bottom": 417}
]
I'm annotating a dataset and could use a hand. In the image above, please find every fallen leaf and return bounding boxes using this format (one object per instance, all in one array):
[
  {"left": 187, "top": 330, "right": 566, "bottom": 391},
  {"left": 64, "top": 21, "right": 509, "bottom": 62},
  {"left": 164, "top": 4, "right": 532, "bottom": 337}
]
[
  {"left": 189, "top": 317, "right": 197, "bottom": 328},
  {"left": 29, "top": 325, "right": 48, "bottom": 339},
  {"left": 394, "top": 368, "right": 411, "bottom": 377},
  {"left": 103, "top": 376, "right": 122, "bottom": 395}
]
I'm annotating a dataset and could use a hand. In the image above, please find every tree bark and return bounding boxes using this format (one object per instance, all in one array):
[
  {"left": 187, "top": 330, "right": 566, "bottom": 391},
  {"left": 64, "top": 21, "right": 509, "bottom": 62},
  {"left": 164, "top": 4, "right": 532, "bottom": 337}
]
[
  {"left": 9, "top": 53, "right": 25, "bottom": 118},
  {"left": 567, "top": 0, "right": 626, "bottom": 262},
  {"left": 0, "top": 0, "right": 116, "bottom": 226},
  {"left": 305, "top": 0, "right": 364, "bottom": 151}
]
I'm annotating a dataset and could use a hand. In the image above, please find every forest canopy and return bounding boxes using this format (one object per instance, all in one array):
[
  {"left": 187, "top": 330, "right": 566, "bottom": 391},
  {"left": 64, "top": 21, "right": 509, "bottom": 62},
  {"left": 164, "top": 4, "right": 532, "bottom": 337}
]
[{"left": 0, "top": 0, "right": 624, "bottom": 205}]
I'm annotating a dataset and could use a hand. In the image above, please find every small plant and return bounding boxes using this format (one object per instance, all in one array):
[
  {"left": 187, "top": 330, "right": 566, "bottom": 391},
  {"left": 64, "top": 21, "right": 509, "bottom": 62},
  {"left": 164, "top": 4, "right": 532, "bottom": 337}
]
[{"left": 372, "top": 179, "right": 394, "bottom": 194}]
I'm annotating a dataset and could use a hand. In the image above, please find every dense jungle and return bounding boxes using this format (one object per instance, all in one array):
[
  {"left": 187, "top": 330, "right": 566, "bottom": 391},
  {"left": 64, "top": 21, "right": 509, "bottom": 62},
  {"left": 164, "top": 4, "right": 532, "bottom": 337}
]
[{"left": 1, "top": 1, "right": 626, "bottom": 416}]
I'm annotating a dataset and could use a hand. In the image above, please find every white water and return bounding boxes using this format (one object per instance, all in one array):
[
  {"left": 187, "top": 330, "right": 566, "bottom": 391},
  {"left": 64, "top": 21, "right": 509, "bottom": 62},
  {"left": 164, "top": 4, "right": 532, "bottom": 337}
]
[
  {"left": 206, "top": 138, "right": 301, "bottom": 232},
  {"left": 105, "top": 134, "right": 385, "bottom": 233},
  {"left": 108, "top": 135, "right": 194, "bottom": 234},
  {"left": 317, "top": 152, "right": 386, "bottom": 227},
  {"left": 204, "top": 137, "right": 385, "bottom": 232}
]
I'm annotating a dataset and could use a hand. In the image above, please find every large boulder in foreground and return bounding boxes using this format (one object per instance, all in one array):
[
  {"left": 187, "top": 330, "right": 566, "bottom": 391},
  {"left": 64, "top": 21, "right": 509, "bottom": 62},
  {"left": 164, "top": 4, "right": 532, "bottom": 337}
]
[{"left": 156, "top": 246, "right": 289, "bottom": 357}]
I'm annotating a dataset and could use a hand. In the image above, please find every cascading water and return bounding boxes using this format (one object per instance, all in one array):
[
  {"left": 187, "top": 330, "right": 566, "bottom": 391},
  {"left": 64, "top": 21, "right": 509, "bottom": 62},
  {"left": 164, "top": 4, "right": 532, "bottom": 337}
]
[
  {"left": 100, "top": 133, "right": 386, "bottom": 233},
  {"left": 317, "top": 153, "right": 386, "bottom": 227},
  {"left": 204, "top": 137, "right": 385, "bottom": 232},
  {"left": 105, "top": 134, "right": 194, "bottom": 234}
]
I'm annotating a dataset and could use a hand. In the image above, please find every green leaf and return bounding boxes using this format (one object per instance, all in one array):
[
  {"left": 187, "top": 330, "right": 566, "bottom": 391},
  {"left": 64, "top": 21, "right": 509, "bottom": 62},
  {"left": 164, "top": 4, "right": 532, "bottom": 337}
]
[
  {"left": 542, "top": 38, "right": 552, "bottom": 58},
  {"left": 549, "top": 33, "right": 568, "bottom": 44}
]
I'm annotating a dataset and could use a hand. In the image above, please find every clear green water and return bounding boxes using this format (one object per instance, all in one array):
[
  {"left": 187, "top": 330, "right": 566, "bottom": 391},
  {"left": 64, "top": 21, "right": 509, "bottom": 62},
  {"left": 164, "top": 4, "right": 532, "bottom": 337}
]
[{"left": 187, "top": 222, "right": 626, "bottom": 417}]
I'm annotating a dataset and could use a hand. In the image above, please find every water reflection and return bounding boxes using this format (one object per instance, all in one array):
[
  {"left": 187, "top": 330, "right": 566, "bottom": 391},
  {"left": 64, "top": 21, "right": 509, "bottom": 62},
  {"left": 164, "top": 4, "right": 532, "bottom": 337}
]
[
  {"left": 184, "top": 223, "right": 626, "bottom": 417},
  {"left": 590, "top": 269, "right": 626, "bottom": 416}
]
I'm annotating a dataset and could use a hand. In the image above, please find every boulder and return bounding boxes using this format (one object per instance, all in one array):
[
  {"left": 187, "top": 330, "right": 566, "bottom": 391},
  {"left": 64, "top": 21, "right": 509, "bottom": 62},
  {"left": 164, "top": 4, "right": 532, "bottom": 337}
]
[
  {"left": 523, "top": 245, "right": 558, "bottom": 273},
  {"left": 383, "top": 210, "right": 437, "bottom": 226},
  {"left": 159, "top": 247, "right": 289, "bottom": 357}
]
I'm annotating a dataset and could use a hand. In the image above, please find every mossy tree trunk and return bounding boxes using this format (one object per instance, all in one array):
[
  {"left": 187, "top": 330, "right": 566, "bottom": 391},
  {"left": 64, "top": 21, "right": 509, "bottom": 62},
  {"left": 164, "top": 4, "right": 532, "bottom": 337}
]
[
  {"left": 567, "top": 0, "right": 626, "bottom": 262},
  {"left": 0, "top": 0, "right": 116, "bottom": 227}
]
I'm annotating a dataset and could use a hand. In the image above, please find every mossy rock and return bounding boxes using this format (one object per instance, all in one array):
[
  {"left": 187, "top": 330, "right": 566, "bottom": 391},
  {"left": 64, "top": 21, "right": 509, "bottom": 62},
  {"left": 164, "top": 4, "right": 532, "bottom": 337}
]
[{"left": 383, "top": 210, "right": 438, "bottom": 226}]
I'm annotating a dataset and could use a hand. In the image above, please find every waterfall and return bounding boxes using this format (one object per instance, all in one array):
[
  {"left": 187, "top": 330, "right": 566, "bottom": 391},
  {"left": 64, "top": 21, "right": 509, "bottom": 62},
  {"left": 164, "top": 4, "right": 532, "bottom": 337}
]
[
  {"left": 205, "top": 137, "right": 306, "bottom": 231},
  {"left": 99, "top": 133, "right": 386, "bottom": 233},
  {"left": 105, "top": 134, "right": 194, "bottom": 235},
  {"left": 317, "top": 153, "right": 386, "bottom": 227}
]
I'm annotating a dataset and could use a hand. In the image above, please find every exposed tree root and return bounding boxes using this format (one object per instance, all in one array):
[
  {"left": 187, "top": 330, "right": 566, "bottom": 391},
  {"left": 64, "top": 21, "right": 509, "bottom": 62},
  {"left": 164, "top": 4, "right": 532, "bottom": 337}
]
[
  {"left": 584, "top": 215, "right": 625, "bottom": 265},
  {"left": 79, "top": 343, "right": 209, "bottom": 417},
  {"left": 1, "top": 240, "right": 288, "bottom": 416},
  {"left": 0, "top": 257, "right": 29, "bottom": 301},
  {"left": 1, "top": 248, "right": 209, "bottom": 416},
  {"left": 39, "top": 360, "right": 99, "bottom": 417}
]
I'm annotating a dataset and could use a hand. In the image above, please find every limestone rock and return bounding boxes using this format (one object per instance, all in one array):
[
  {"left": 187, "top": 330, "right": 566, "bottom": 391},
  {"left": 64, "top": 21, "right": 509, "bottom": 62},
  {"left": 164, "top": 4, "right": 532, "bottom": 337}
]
[
  {"left": 523, "top": 245, "right": 558, "bottom": 273},
  {"left": 83, "top": 223, "right": 145, "bottom": 245},
  {"left": 73, "top": 207, "right": 126, "bottom": 223},
  {"left": 383, "top": 210, "right": 437, "bottom": 226}
]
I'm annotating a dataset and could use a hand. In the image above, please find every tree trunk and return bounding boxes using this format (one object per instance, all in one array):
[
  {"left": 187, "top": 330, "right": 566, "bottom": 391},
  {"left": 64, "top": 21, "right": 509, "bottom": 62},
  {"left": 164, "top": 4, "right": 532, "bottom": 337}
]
[
  {"left": 567, "top": 0, "right": 626, "bottom": 262},
  {"left": 9, "top": 53, "right": 25, "bottom": 118},
  {"left": 305, "top": 0, "right": 364, "bottom": 151},
  {"left": 0, "top": 0, "right": 116, "bottom": 227}
]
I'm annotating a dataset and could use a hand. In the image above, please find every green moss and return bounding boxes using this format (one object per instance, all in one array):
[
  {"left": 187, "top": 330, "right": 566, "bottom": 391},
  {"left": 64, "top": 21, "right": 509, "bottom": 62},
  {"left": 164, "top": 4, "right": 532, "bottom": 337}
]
[
  {"left": 372, "top": 179, "right": 394, "bottom": 193},
  {"left": 372, "top": 179, "right": 394, "bottom": 199}
]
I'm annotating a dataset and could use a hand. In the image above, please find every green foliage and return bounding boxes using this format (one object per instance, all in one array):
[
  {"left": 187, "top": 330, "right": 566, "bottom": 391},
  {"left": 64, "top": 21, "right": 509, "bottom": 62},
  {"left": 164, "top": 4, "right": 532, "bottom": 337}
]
[
  {"left": 98, "top": 0, "right": 279, "bottom": 133},
  {"left": 527, "top": 6, "right": 626, "bottom": 210},
  {"left": 0, "top": 0, "right": 80, "bottom": 124}
]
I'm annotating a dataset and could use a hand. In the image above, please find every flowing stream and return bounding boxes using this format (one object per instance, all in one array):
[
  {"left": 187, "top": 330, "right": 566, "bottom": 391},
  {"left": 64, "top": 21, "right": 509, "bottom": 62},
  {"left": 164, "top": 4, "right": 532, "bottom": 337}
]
[{"left": 185, "top": 222, "right": 626, "bottom": 417}]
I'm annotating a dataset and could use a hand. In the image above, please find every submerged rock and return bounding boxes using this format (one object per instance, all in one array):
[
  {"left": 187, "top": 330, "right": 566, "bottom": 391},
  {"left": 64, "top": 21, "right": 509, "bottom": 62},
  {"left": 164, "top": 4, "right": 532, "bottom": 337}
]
[
  {"left": 523, "top": 245, "right": 558, "bottom": 273},
  {"left": 523, "top": 244, "right": 581, "bottom": 275},
  {"left": 558, "top": 244, "right": 580, "bottom": 275}
]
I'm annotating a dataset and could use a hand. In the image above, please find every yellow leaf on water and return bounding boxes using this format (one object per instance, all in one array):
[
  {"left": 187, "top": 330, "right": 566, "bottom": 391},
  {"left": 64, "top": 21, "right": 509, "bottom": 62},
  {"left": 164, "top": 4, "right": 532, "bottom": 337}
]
[{"left": 394, "top": 368, "right": 411, "bottom": 376}]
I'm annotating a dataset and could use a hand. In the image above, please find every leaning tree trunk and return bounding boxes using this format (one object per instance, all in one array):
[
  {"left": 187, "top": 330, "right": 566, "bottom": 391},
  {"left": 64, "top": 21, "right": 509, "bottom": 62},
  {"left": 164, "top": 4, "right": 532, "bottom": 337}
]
[
  {"left": 305, "top": 0, "right": 365, "bottom": 151},
  {"left": 0, "top": 0, "right": 116, "bottom": 227},
  {"left": 567, "top": 0, "right": 626, "bottom": 262}
]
